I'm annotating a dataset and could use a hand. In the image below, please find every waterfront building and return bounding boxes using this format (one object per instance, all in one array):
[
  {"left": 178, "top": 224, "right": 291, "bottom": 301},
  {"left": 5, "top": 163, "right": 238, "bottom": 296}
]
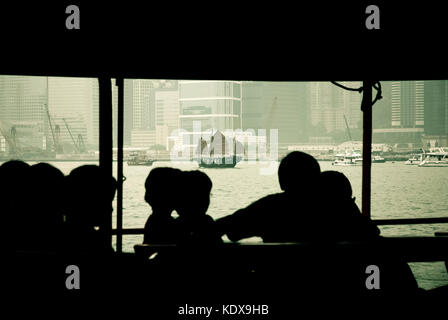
[
  {"left": 47, "top": 77, "right": 107, "bottom": 150},
  {"left": 0, "top": 75, "right": 47, "bottom": 152},
  {"left": 129, "top": 80, "right": 178, "bottom": 148},
  {"left": 308, "top": 81, "right": 362, "bottom": 143},
  {"left": 242, "top": 81, "right": 309, "bottom": 145},
  {"left": 373, "top": 81, "right": 425, "bottom": 145},
  {"left": 178, "top": 80, "right": 242, "bottom": 149}
]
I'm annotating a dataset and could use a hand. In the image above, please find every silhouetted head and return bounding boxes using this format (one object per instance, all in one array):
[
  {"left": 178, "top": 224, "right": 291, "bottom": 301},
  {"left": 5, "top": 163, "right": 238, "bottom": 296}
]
[
  {"left": 65, "top": 165, "right": 117, "bottom": 229},
  {"left": 0, "top": 160, "right": 30, "bottom": 190},
  {"left": 177, "top": 170, "right": 212, "bottom": 218},
  {"left": 28, "top": 162, "right": 65, "bottom": 217},
  {"left": 0, "top": 160, "right": 31, "bottom": 245},
  {"left": 144, "top": 167, "right": 182, "bottom": 215},
  {"left": 278, "top": 151, "right": 320, "bottom": 193},
  {"left": 0, "top": 160, "right": 31, "bottom": 210},
  {"left": 29, "top": 162, "right": 65, "bottom": 206},
  {"left": 19, "top": 163, "right": 66, "bottom": 249},
  {"left": 0, "top": 159, "right": 30, "bottom": 173},
  {"left": 320, "top": 170, "right": 353, "bottom": 201}
]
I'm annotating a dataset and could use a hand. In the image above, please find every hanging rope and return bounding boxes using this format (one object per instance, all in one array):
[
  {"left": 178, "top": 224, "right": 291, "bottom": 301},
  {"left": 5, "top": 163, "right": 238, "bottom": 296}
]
[
  {"left": 330, "top": 81, "right": 363, "bottom": 92},
  {"left": 371, "top": 81, "right": 382, "bottom": 106},
  {"left": 331, "top": 81, "right": 382, "bottom": 111}
]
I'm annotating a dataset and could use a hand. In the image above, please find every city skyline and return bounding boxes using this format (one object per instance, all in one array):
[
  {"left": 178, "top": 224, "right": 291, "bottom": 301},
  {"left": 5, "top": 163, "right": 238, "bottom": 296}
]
[{"left": 1, "top": 76, "right": 447, "bottom": 155}]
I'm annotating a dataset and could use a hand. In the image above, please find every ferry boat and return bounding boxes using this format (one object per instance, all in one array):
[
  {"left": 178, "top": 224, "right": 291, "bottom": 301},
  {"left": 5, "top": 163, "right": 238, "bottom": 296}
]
[
  {"left": 418, "top": 149, "right": 448, "bottom": 167},
  {"left": 372, "top": 155, "right": 386, "bottom": 163},
  {"left": 405, "top": 153, "right": 424, "bottom": 165},
  {"left": 195, "top": 131, "right": 243, "bottom": 168},
  {"left": 127, "top": 151, "right": 154, "bottom": 166},
  {"left": 332, "top": 151, "right": 362, "bottom": 166}
]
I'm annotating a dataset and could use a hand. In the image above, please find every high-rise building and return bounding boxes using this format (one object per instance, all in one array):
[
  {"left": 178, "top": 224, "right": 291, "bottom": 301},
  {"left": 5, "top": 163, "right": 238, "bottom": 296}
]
[
  {"left": 0, "top": 75, "right": 48, "bottom": 151},
  {"left": 373, "top": 81, "right": 425, "bottom": 144},
  {"left": 128, "top": 79, "right": 178, "bottom": 148},
  {"left": 124, "top": 80, "right": 134, "bottom": 146},
  {"left": 391, "top": 81, "right": 425, "bottom": 128},
  {"left": 47, "top": 77, "right": 100, "bottom": 149},
  {"left": 178, "top": 80, "right": 242, "bottom": 147},
  {"left": 309, "top": 81, "right": 362, "bottom": 141},
  {"left": 421, "top": 80, "right": 448, "bottom": 147},
  {"left": 424, "top": 80, "right": 448, "bottom": 136},
  {"left": 155, "top": 83, "right": 179, "bottom": 134},
  {"left": 131, "top": 80, "right": 153, "bottom": 131},
  {"left": 372, "top": 81, "right": 392, "bottom": 130},
  {"left": 242, "top": 81, "right": 309, "bottom": 144}
]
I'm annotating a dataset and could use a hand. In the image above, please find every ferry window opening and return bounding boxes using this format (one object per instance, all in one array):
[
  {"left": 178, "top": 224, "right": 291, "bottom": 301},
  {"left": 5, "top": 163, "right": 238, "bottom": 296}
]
[{"left": 1, "top": 76, "right": 447, "bottom": 256}]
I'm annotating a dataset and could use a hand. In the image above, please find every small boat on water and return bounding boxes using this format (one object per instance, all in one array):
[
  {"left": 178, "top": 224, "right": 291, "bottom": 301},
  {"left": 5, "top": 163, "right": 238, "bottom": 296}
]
[
  {"left": 372, "top": 155, "right": 386, "bottom": 163},
  {"left": 127, "top": 152, "right": 154, "bottom": 166},
  {"left": 418, "top": 148, "right": 448, "bottom": 167},
  {"left": 405, "top": 153, "right": 423, "bottom": 165},
  {"left": 332, "top": 151, "right": 362, "bottom": 166},
  {"left": 195, "top": 130, "right": 243, "bottom": 169}
]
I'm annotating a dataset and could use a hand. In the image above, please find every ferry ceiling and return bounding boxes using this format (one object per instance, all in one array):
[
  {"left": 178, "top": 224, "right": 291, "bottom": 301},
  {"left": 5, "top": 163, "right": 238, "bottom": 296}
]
[{"left": 1, "top": 3, "right": 447, "bottom": 81}]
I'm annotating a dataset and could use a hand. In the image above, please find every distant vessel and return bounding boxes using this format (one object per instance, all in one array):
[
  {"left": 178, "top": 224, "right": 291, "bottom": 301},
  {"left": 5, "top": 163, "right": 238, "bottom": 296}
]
[
  {"left": 332, "top": 151, "right": 362, "bottom": 166},
  {"left": 196, "top": 131, "right": 243, "bottom": 168},
  {"left": 405, "top": 154, "right": 423, "bottom": 165},
  {"left": 418, "top": 148, "right": 448, "bottom": 167},
  {"left": 127, "top": 151, "right": 154, "bottom": 166},
  {"left": 372, "top": 155, "right": 386, "bottom": 163}
]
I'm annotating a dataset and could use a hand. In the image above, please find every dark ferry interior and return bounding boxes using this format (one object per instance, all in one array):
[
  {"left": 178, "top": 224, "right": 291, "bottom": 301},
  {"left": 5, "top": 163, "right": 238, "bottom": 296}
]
[{"left": 3, "top": 2, "right": 448, "bottom": 318}]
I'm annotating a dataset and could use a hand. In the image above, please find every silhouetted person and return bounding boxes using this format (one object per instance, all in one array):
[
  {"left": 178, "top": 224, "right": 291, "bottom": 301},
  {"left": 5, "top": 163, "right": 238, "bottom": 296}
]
[
  {"left": 176, "top": 170, "right": 222, "bottom": 245},
  {"left": 64, "top": 165, "right": 117, "bottom": 253},
  {"left": 22, "top": 163, "right": 65, "bottom": 251},
  {"left": 216, "top": 151, "right": 321, "bottom": 242},
  {"left": 318, "top": 170, "right": 380, "bottom": 240},
  {"left": 143, "top": 167, "right": 182, "bottom": 244},
  {"left": 0, "top": 160, "right": 31, "bottom": 250},
  {"left": 318, "top": 170, "right": 418, "bottom": 293}
]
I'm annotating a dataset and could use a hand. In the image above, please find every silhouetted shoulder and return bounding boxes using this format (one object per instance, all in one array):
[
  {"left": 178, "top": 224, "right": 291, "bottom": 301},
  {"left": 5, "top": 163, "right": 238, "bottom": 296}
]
[
  {"left": 319, "top": 170, "right": 380, "bottom": 241},
  {"left": 64, "top": 165, "right": 117, "bottom": 253},
  {"left": 176, "top": 214, "right": 222, "bottom": 245},
  {"left": 216, "top": 193, "right": 290, "bottom": 242},
  {"left": 143, "top": 214, "right": 178, "bottom": 244}
]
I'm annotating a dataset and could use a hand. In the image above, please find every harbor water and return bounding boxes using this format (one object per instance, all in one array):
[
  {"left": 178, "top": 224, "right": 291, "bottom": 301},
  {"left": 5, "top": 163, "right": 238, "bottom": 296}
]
[{"left": 20, "top": 160, "right": 448, "bottom": 290}]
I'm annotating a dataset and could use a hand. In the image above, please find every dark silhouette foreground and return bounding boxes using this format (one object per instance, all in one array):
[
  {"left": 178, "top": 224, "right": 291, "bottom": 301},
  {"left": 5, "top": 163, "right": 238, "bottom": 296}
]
[
  {"left": 319, "top": 170, "right": 380, "bottom": 240},
  {"left": 143, "top": 168, "right": 221, "bottom": 245},
  {"left": 143, "top": 167, "right": 182, "bottom": 244},
  {"left": 215, "top": 151, "right": 321, "bottom": 242},
  {"left": 64, "top": 165, "right": 117, "bottom": 253},
  {"left": 3, "top": 153, "right": 437, "bottom": 302}
]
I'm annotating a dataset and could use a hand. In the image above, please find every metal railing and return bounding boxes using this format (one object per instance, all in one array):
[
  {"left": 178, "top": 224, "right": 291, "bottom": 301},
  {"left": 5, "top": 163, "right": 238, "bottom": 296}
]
[{"left": 110, "top": 217, "right": 448, "bottom": 236}]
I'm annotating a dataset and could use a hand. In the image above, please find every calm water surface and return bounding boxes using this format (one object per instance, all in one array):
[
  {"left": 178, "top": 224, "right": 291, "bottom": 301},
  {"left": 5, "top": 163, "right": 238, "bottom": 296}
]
[{"left": 37, "top": 161, "right": 448, "bottom": 290}]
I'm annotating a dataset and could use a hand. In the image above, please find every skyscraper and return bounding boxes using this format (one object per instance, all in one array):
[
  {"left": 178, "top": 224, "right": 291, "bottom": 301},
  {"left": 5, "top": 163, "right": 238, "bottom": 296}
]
[
  {"left": 178, "top": 80, "right": 242, "bottom": 147},
  {"left": 0, "top": 75, "right": 48, "bottom": 151},
  {"left": 155, "top": 87, "right": 179, "bottom": 131},
  {"left": 47, "top": 77, "right": 100, "bottom": 149},
  {"left": 424, "top": 80, "right": 448, "bottom": 136},
  {"left": 129, "top": 79, "right": 178, "bottom": 148},
  {"left": 391, "top": 81, "right": 424, "bottom": 128},
  {"left": 309, "top": 81, "right": 362, "bottom": 141},
  {"left": 373, "top": 81, "right": 425, "bottom": 144},
  {"left": 242, "top": 81, "right": 309, "bottom": 144}
]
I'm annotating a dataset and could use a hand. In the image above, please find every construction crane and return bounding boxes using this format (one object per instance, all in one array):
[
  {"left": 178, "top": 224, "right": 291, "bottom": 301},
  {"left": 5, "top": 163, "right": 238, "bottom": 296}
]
[
  {"left": 343, "top": 114, "right": 353, "bottom": 142},
  {"left": 44, "top": 104, "right": 63, "bottom": 153},
  {"left": 62, "top": 118, "right": 80, "bottom": 153},
  {"left": 62, "top": 118, "right": 86, "bottom": 153},
  {"left": 0, "top": 123, "right": 20, "bottom": 156},
  {"left": 77, "top": 134, "right": 86, "bottom": 153}
]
